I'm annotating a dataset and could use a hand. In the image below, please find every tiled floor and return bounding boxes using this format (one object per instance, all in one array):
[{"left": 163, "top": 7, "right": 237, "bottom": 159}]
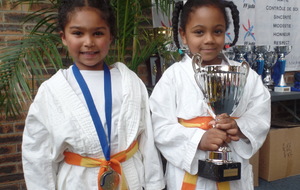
[{"left": 254, "top": 175, "right": 300, "bottom": 190}]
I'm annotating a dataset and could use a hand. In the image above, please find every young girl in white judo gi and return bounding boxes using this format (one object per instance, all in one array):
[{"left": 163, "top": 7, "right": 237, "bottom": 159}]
[
  {"left": 149, "top": 0, "right": 271, "bottom": 189},
  {"left": 22, "top": 0, "right": 165, "bottom": 189}
]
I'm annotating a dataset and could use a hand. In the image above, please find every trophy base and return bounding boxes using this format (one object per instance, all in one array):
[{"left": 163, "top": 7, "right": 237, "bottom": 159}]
[
  {"left": 198, "top": 160, "right": 241, "bottom": 182},
  {"left": 274, "top": 86, "right": 291, "bottom": 92}
]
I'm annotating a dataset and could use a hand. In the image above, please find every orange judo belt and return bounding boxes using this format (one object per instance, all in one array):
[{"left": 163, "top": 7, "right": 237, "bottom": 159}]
[
  {"left": 179, "top": 117, "right": 230, "bottom": 190},
  {"left": 64, "top": 140, "right": 138, "bottom": 190}
]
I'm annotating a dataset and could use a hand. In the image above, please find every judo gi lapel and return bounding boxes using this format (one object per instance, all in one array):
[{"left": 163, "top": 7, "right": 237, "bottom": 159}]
[{"left": 114, "top": 62, "right": 142, "bottom": 150}]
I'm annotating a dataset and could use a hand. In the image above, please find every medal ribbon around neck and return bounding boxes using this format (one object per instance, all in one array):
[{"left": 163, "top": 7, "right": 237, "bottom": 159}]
[{"left": 72, "top": 63, "right": 112, "bottom": 161}]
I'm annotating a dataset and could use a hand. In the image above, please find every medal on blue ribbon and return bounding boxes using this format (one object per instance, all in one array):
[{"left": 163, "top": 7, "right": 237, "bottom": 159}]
[{"left": 72, "top": 63, "right": 119, "bottom": 190}]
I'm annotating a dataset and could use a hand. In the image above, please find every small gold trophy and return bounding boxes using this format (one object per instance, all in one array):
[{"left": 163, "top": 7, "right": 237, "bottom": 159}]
[{"left": 192, "top": 53, "right": 249, "bottom": 182}]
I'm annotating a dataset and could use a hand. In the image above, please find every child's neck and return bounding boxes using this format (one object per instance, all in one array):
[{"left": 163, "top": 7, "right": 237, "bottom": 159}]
[
  {"left": 202, "top": 57, "right": 222, "bottom": 66},
  {"left": 74, "top": 62, "right": 107, "bottom": 71}
]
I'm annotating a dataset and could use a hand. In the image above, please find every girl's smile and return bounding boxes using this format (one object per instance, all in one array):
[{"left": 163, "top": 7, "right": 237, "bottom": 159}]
[{"left": 80, "top": 51, "right": 100, "bottom": 57}]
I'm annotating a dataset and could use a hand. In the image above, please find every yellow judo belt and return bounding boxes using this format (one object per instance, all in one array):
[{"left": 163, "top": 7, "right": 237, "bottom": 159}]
[
  {"left": 179, "top": 117, "right": 230, "bottom": 190},
  {"left": 64, "top": 140, "right": 138, "bottom": 190}
]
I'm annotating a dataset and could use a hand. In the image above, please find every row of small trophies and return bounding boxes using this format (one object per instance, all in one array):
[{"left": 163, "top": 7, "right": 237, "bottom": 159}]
[{"left": 225, "top": 45, "right": 292, "bottom": 92}]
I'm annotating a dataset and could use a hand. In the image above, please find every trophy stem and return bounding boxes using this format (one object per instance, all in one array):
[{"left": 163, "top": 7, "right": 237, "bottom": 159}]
[
  {"left": 199, "top": 143, "right": 241, "bottom": 182},
  {"left": 275, "top": 54, "right": 290, "bottom": 92},
  {"left": 208, "top": 145, "right": 231, "bottom": 163},
  {"left": 263, "top": 68, "right": 273, "bottom": 84},
  {"left": 277, "top": 55, "right": 287, "bottom": 87},
  {"left": 274, "top": 46, "right": 292, "bottom": 92},
  {"left": 256, "top": 53, "right": 265, "bottom": 77}
]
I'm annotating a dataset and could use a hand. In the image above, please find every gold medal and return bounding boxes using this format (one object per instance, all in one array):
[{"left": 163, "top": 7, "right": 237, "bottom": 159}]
[{"left": 99, "top": 167, "right": 120, "bottom": 190}]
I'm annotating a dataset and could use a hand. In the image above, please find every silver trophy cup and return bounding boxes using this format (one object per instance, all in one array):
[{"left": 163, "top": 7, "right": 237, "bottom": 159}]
[
  {"left": 273, "top": 46, "right": 292, "bottom": 92},
  {"left": 233, "top": 45, "right": 253, "bottom": 63},
  {"left": 192, "top": 53, "right": 249, "bottom": 182},
  {"left": 254, "top": 45, "right": 270, "bottom": 78},
  {"left": 263, "top": 50, "right": 278, "bottom": 90},
  {"left": 274, "top": 46, "right": 292, "bottom": 87},
  {"left": 245, "top": 46, "right": 257, "bottom": 69}
]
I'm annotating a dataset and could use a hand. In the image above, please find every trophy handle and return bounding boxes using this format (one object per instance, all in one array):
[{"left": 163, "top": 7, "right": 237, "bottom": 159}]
[
  {"left": 192, "top": 53, "right": 203, "bottom": 72},
  {"left": 232, "top": 61, "right": 250, "bottom": 111},
  {"left": 192, "top": 53, "right": 207, "bottom": 98},
  {"left": 240, "top": 61, "right": 250, "bottom": 79}
]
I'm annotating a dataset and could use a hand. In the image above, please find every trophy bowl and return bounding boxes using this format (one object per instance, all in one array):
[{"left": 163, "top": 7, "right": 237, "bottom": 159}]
[
  {"left": 193, "top": 53, "right": 249, "bottom": 118},
  {"left": 233, "top": 45, "right": 252, "bottom": 63},
  {"left": 254, "top": 45, "right": 270, "bottom": 54},
  {"left": 274, "top": 45, "right": 292, "bottom": 55},
  {"left": 192, "top": 52, "right": 249, "bottom": 182},
  {"left": 224, "top": 46, "right": 235, "bottom": 60},
  {"left": 245, "top": 46, "right": 256, "bottom": 69}
]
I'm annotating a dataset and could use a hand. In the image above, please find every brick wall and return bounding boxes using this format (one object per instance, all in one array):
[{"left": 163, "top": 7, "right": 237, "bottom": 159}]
[
  {"left": 0, "top": 1, "right": 34, "bottom": 189},
  {"left": 0, "top": 115, "right": 26, "bottom": 190}
]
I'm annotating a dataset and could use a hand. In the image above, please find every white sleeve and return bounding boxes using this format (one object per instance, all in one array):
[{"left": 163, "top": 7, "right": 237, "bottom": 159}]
[
  {"left": 149, "top": 71, "right": 205, "bottom": 175},
  {"left": 230, "top": 70, "right": 271, "bottom": 159},
  {"left": 139, "top": 83, "right": 165, "bottom": 190},
  {"left": 22, "top": 85, "right": 58, "bottom": 190}
]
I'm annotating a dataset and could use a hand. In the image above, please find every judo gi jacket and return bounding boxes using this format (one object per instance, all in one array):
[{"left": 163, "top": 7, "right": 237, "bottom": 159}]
[
  {"left": 149, "top": 54, "right": 271, "bottom": 190},
  {"left": 22, "top": 62, "right": 165, "bottom": 190}
]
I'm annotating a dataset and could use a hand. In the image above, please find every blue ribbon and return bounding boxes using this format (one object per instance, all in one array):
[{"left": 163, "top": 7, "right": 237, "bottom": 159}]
[{"left": 72, "top": 63, "right": 112, "bottom": 161}]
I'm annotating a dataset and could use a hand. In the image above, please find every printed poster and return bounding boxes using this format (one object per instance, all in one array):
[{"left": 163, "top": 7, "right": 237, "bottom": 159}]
[{"left": 152, "top": 0, "right": 300, "bottom": 71}]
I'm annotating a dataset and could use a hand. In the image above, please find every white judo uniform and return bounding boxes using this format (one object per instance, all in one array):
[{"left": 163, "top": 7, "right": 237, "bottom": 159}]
[
  {"left": 22, "top": 62, "right": 165, "bottom": 190},
  {"left": 149, "top": 54, "right": 271, "bottom": 190}
]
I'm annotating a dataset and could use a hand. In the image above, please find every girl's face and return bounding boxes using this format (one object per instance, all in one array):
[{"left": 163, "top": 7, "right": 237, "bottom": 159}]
[
  {"left": 61, "top": 7, "right": 113, "bottom": 70},
  {"left": 180, "top": 6, "right": 226, "bottom": 65}
]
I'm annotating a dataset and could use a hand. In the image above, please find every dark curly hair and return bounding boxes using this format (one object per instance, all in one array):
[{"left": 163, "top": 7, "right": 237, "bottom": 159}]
[
  {"left": 172, "top": 0, "right": 240, "bottom": 55},
  {"left": 58, "top": 0, "right": 116, "bottom": 38}
]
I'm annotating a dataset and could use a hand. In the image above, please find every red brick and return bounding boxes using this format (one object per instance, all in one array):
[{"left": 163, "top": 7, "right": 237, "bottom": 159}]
[
  {"left": 16, "top": 144, "right": 22, "bottom": 153},
  {"left": 0, "top": 183, "right": 21, "bottom": 190},
  {"left": 0, "top": 115, "right": 23, "bottom": 122},
  {"left": 23, "top": 23, "right": 41, "bottom": 32},
  {"left": 0, "top": 36, "right": 5, "bottom": 42},
  {"left": 0, "top": 153, "right": 22, "bottom": 165},
  {"left": 26, "top": 2, "right": 52, "bottom": 12},
  {"left": 137, "top": 64, "right": 148, "bottom": 75},
  {"left": 20, "top": 3, "right": 30, "bottom": 12},
  {"left": 14, "top": 124, "right": 24, "bottom": 133},
  {"left": 0, "top": 165, "right": 17, "bottom": 175},
  {"left": 0, "top": 13, "right": 3, "bottom": 23},
  {"left": 0, "top": 24, "right": 23, "bottom": 35},
  {"left": 0, "top": 133, "right": 22, "bottom": 144},
  {"left": 0, "top": 173, "right": 24, "bottom": 184},
  {"left": 0, "top": 125, "right": 13, "bottom": 134},
  {"left": 0, "top": 144, "right": 16, "bottom": 154},
  {"left": 0, "top": 1, "right": 22, "bottom": 11},
  {"left": 4, "top": 13, "right": 28, "bottom": 23},
  {"left": 139, "top": 75, "right": 149, "bottom": 86},
  {"left": 20, "top": 182, "right": 26, "bottom": 190},
  {"left": 3, "top": 35, "right": 23, "bottom": 42},
  {"left": 17, "top": 163, "right": 23, "bottom": 173}
]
